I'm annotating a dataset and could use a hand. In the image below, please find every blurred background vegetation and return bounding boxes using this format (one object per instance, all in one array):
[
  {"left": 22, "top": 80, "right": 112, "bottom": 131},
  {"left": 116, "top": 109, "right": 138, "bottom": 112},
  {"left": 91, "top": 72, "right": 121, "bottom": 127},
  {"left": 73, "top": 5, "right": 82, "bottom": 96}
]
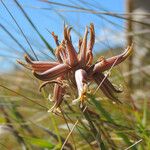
[{"left": 0, "top": 0, "right": 150, "bottom": 149}]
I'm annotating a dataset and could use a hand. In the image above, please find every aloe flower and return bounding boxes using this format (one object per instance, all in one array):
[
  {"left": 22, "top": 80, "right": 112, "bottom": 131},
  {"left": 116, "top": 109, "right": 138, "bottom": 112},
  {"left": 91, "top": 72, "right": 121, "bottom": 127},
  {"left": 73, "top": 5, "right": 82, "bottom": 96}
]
[{"left": 17, "top": 23, "right": 133, "bottom": 111}]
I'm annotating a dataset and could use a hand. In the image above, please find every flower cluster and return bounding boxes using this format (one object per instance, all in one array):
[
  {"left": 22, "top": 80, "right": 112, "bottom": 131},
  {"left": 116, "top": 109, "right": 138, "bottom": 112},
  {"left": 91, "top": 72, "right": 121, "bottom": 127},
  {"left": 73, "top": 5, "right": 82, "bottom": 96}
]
[{"left": 18, "top": 23, "right": 132, "bottom": 112}]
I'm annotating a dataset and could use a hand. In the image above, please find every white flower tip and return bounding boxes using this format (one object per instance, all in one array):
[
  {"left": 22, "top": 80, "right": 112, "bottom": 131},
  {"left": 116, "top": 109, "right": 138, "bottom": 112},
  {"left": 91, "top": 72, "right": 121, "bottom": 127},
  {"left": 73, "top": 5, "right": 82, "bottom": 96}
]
[
  {"left": 72, "top": 98, "right": 80, "bottom": 105},
  {"left": 48, "top": 94, "right": 55, "bottom": 102},
  {"left": 47, "top": 106, "right": 61, "bottom": 113}
]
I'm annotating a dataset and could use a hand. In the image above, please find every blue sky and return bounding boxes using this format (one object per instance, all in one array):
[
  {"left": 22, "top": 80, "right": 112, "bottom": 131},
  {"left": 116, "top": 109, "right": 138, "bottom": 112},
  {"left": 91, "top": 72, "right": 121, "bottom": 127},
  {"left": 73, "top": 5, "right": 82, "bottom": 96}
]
[{"left": 0, "top": 0, "right": 125, "bottom": 72}]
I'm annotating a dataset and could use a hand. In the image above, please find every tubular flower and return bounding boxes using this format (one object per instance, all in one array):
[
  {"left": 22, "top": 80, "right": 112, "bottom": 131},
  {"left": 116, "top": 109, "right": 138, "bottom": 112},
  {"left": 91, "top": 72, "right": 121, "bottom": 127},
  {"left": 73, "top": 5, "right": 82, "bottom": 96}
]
[{"left": 17, "top": 23, "right": 133, "bottom": 111}]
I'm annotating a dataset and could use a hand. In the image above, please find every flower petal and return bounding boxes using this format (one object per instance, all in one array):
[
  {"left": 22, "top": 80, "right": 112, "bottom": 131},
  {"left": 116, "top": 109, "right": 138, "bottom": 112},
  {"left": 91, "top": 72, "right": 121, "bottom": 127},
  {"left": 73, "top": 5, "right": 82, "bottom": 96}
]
[
  {"left": 91, "top": 45, "right": 133, "bottom": 74},
  {"left": 99, "top": 73, "right": 122, "bottom": 93},
  {"left": 75, "top": 69, "right": 88, "bottom": 102},
  {"left": 78, "top": 27, "right": 88, "bottom": 67},
  {"left": 50, "top": 77, "right": 65, "bottom": 111},
  {"left": 17, "top": 60, "right": 32, "bottom": 70},
  {"left": 64, "top": 26, "right": 78, "bottom": 66},
  {"left": 51, "top": 32, "right": 59, "bottom": 46},
  {"left": 33, "top": 63, "right": 70, "bottom": 81},
  {"left": 39, "top": 80, "right": 63, "bottom": 92},
  {"left": 78, "top": 37, "right": 83, "bottom": 53},
  {"left": 53, "top": 83, "right": 65, "bottom": 108},
  {"left": 93, "top": 73, "right": 121, "bottom": 103},
  {"left": 24, "top": 54, "right": 59, "bottom": 72},
  {"left": 88, "top": 23, "right": 95, "bottom": 52},
  {"left": 55, "top": 43, "right": 67, "bottom": 63},
  {"left": 86, "top": 23, "right": 95, "bottom": 66}
]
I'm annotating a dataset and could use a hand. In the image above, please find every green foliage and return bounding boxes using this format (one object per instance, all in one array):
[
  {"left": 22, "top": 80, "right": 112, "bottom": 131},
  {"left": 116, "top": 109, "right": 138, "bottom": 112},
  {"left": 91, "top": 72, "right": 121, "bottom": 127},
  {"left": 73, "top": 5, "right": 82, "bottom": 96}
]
[{"left": 23, "top": 137, "right": 55, "bottom": 149}]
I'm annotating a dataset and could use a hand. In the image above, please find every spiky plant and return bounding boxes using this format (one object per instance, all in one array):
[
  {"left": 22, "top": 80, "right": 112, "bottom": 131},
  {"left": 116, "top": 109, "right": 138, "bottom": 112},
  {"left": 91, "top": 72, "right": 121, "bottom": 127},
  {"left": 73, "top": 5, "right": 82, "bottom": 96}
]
[{"left": 18, "top": 24, "right": 132, "bottom": 112}]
